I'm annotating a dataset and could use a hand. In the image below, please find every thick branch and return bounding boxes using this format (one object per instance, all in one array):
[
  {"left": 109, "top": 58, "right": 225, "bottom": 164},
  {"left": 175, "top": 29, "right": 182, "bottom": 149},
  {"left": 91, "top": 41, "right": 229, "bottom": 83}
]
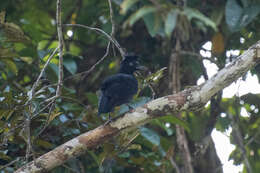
[{"left": 14, "top": 41, "right": 260, "bottom": 173}]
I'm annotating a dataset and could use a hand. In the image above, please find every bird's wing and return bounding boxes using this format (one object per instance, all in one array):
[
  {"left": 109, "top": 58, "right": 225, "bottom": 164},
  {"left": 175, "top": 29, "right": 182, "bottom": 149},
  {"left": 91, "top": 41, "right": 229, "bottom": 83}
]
[
  {"left": 101, "top": 74, "right": 135, "bottom": 90},
  {"left": 100, "top": 74, "right": 138, "bottom": 97}
]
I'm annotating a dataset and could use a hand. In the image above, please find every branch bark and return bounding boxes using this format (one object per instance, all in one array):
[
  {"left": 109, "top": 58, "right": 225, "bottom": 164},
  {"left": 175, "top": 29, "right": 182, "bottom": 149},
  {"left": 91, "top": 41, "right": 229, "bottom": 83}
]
[{"left": 14, "top": 41, "right": 260, "bottom": 173}]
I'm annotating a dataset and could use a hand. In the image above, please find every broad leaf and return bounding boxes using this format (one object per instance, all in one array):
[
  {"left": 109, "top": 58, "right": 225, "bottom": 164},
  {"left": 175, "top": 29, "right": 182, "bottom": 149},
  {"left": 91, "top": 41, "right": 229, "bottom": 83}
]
[
  {"left": 184, "top": 7, "right": 217, "bottom": 31},
  {"left": 143, "top": 13, "right": 163, "bottom": 37},
  {"left": 164, "top": 9, "right": 178, "bottom": 37},
  {"left": 120, "top": 0, "right": 139, "bottom": 14},
  {"left": 158, "top": 115, "right": 190, "bottom": 132},
  {"left": 139, "top": 126, "right": 160, "bottom": 146},
  {"left": 63, "top": 56, "right": 77, "bottom": 75},
  {"left": 2, "top": 59, "right": 18, "bottom": 75},
  {"left": 125, "top": 6, "right": 157, "bottom": 27},
  {"left": 225, "top": 0, "right": 260, "bottom": 32}
]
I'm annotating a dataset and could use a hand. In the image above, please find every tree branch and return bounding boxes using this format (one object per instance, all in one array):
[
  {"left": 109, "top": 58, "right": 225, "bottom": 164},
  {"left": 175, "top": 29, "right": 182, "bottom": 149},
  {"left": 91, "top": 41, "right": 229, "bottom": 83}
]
[
  {"left": 56, "top": 0, "right": 64, "bottom": 98},
  {"left": 14, "top": 41, "right": 260, "bottom": 173},
  {"left": 64, "top": 24, "right": 125, "bottom": 56}
]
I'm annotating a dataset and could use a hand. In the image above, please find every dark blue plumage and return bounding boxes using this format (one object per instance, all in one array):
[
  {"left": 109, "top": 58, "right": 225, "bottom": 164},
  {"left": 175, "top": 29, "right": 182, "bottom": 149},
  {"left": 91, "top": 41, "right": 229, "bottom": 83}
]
[{"left": 98, "top": 55, "right": 144, "bottom": 116}]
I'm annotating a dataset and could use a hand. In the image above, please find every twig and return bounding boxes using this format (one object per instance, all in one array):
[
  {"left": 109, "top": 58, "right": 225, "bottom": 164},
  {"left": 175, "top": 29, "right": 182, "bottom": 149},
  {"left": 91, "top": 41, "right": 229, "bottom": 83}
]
[
  {"left": 108, "top": 0, "right": 116, "bottom": 56},
  {"left": 117, "top": 130, "right": 140, "bottom": 154},
  {"left": 246, "top": 127, "right": 260, "bottom": 146},
  {"left": 62, "top": 164, "right": 79, "bottom": 173},
  {"left": 229, "top": 113, "right": 253, "bottom": 173},
  {"left": 56, "top": 0, "right": 64, "bottom": 98},
  {"left": 19, "top": 111, "right": 33, "bottom": 163},
  {"left": 32, "top": 100, "right": 55, "bottom": 119},
  {"left": 34, "top": 101, "right": 56, "bottom": 139},
  {"left": 64, "top": 0, "right": 119, "bottom": 81},
  {"left": 61, "top": 96, "right": 88, "bottom": 109},
  {"left": 64, "top": 24, "right": 125, "bottom": 57},
  {"left": 43, "top": 0, "right": 83, "bottom": 50},
  {"left": 31, "top": 48, "right": 58, "bottom": 97},
  {"left": 108, "top": 0, "right": 115, "bottom": 38},
  {"left": 43, "top": 0, "right": 65, "bottom": 103},
  {"left": 147, "top": 84, "right": 156, "bottom": 99},
  {"left": 63, "top": 43, "right": 111, "bottom": 82},
  {"left": 25, "top": 115, "right": 32, "bottom": 163},
  {"left": 0, "top": 158, "right": 21, "bottom": 171},
  {"left": 179, "top": 50, "right": 217, "bottom": 64},
  {"left": 77, "top": 42, "right": 111, "bottom": 81},
  {"left": 169, "top": 157, "right": 181, "bottom": 173}
]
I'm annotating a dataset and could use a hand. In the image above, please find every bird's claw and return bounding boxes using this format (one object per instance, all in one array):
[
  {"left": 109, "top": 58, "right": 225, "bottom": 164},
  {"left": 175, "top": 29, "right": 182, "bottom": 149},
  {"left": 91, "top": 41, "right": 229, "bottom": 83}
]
[
  {"left": 127, "top": 104, "right": 135, "bottom": 112},
  {"left": 103, "top": 113, "right": 112, "bottom": 125}
]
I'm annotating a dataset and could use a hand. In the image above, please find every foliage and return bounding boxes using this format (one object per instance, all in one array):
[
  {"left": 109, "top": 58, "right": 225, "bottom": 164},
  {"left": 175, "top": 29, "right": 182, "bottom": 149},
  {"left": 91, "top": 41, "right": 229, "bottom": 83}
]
[{"left": 0, "top": 0, "right": 260, "bottom": 172}]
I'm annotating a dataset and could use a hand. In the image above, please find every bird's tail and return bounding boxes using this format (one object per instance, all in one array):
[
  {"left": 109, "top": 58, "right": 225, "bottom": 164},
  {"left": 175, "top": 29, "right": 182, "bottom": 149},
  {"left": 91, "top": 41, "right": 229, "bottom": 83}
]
[{"left": 98, "top": 93, "right": 110, "bottom": 116}]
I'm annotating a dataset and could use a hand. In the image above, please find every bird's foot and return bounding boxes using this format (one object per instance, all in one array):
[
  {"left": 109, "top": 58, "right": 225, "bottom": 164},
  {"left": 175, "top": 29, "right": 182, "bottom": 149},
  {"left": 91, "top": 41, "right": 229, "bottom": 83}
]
[
  {"left": 126, "top": 104, "right": 135, "bottom": 112},
  {"left": 103, "top": 113, "right": 112, "bottom": 125}
]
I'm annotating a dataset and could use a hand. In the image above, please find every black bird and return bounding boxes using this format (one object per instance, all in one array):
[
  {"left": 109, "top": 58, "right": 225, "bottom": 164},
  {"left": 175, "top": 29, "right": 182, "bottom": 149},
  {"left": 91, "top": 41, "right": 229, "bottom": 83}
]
[{"left": 98, "top": 54, "right": 145, "bottom": 117}]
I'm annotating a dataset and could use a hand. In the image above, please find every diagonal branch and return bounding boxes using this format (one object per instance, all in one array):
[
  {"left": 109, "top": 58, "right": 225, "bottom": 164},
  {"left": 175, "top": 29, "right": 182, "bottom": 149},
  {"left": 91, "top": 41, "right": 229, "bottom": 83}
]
[
  {"left": 30, "top": 47, "right": 59, "bottom": 99},
  {"left": 14, "top": 41, "right": 260, "bottom": 173}
]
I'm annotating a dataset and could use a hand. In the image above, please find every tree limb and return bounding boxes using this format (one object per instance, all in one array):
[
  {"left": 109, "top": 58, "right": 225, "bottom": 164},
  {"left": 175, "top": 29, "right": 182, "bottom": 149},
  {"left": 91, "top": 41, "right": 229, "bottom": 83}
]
[
  {"left": 14, "top": 41, "right": 260, "bottom": 173},
  {"left": 55, "top": 0, "right": 64, "bottom": 98}
]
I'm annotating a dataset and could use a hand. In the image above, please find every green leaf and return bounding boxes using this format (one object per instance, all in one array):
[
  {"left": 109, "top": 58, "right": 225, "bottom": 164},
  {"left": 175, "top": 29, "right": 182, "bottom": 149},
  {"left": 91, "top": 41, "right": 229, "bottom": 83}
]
[
  {"left": 215, "top": 116, "right": 231, "bottom": 132},
  {"left": 139, "top": 127, "right": 160, "bottom": 146},
  {"left": 46, "top": 63, "right": 59, "bottom": 82},
  {"left": 164, "top": 9, "right": 178, "bottom": 37},
  {"left": 225, "top": 0, "right": 260, "bottom": 32},
  {"left": 143, "top": 13, "right": 163, "bottom": 37},
  {"left": 158, "top": 115, "right": 190, "bottom": 132},
  {"left": 63, "top": 56, "right": 77, "bottom": 74},
  {"left": 2, "top": 59, "right": 18, "bottom": 75},
  {"left": 152, "top": 119, "right": 173, "bottom": 136},
  {"left": 146, "top": 67, "right": 167, "bottom": 83},
  {"left": 120, "top": 0, "right": 139, "bottom": 14},
  {"left": 184, "top": 7, "right": 217, "bottom": 31},
  {"left": 35, "top": 139, "right": 54, "bottom": 149},
  {"left": 49, "top": 63, "right": 59, "bottom": 76},
  {"left": 126, "top": 6, "right": 157, "bottom": 26},
  {"left": 225, "top": 0, "right": 243, "bottom": 32},
  {"left": 61, "top": 103, "right": 82, "bottom": 111},
  {"left": 0, "top": 47, "right": 18, "bottom": 58}
]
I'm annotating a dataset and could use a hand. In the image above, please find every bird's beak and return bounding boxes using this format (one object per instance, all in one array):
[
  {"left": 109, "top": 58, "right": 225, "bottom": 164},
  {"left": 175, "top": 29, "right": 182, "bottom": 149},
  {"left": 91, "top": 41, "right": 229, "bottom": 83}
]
[{"left": 136, "top": 66, "right": 148, "bottom": 71}]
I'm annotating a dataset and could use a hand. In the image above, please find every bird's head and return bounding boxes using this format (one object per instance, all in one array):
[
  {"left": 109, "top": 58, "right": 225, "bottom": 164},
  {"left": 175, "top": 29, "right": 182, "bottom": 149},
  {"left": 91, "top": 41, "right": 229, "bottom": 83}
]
[{"left": 119, "top": 54, "right": 146, "bottom": 74}]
